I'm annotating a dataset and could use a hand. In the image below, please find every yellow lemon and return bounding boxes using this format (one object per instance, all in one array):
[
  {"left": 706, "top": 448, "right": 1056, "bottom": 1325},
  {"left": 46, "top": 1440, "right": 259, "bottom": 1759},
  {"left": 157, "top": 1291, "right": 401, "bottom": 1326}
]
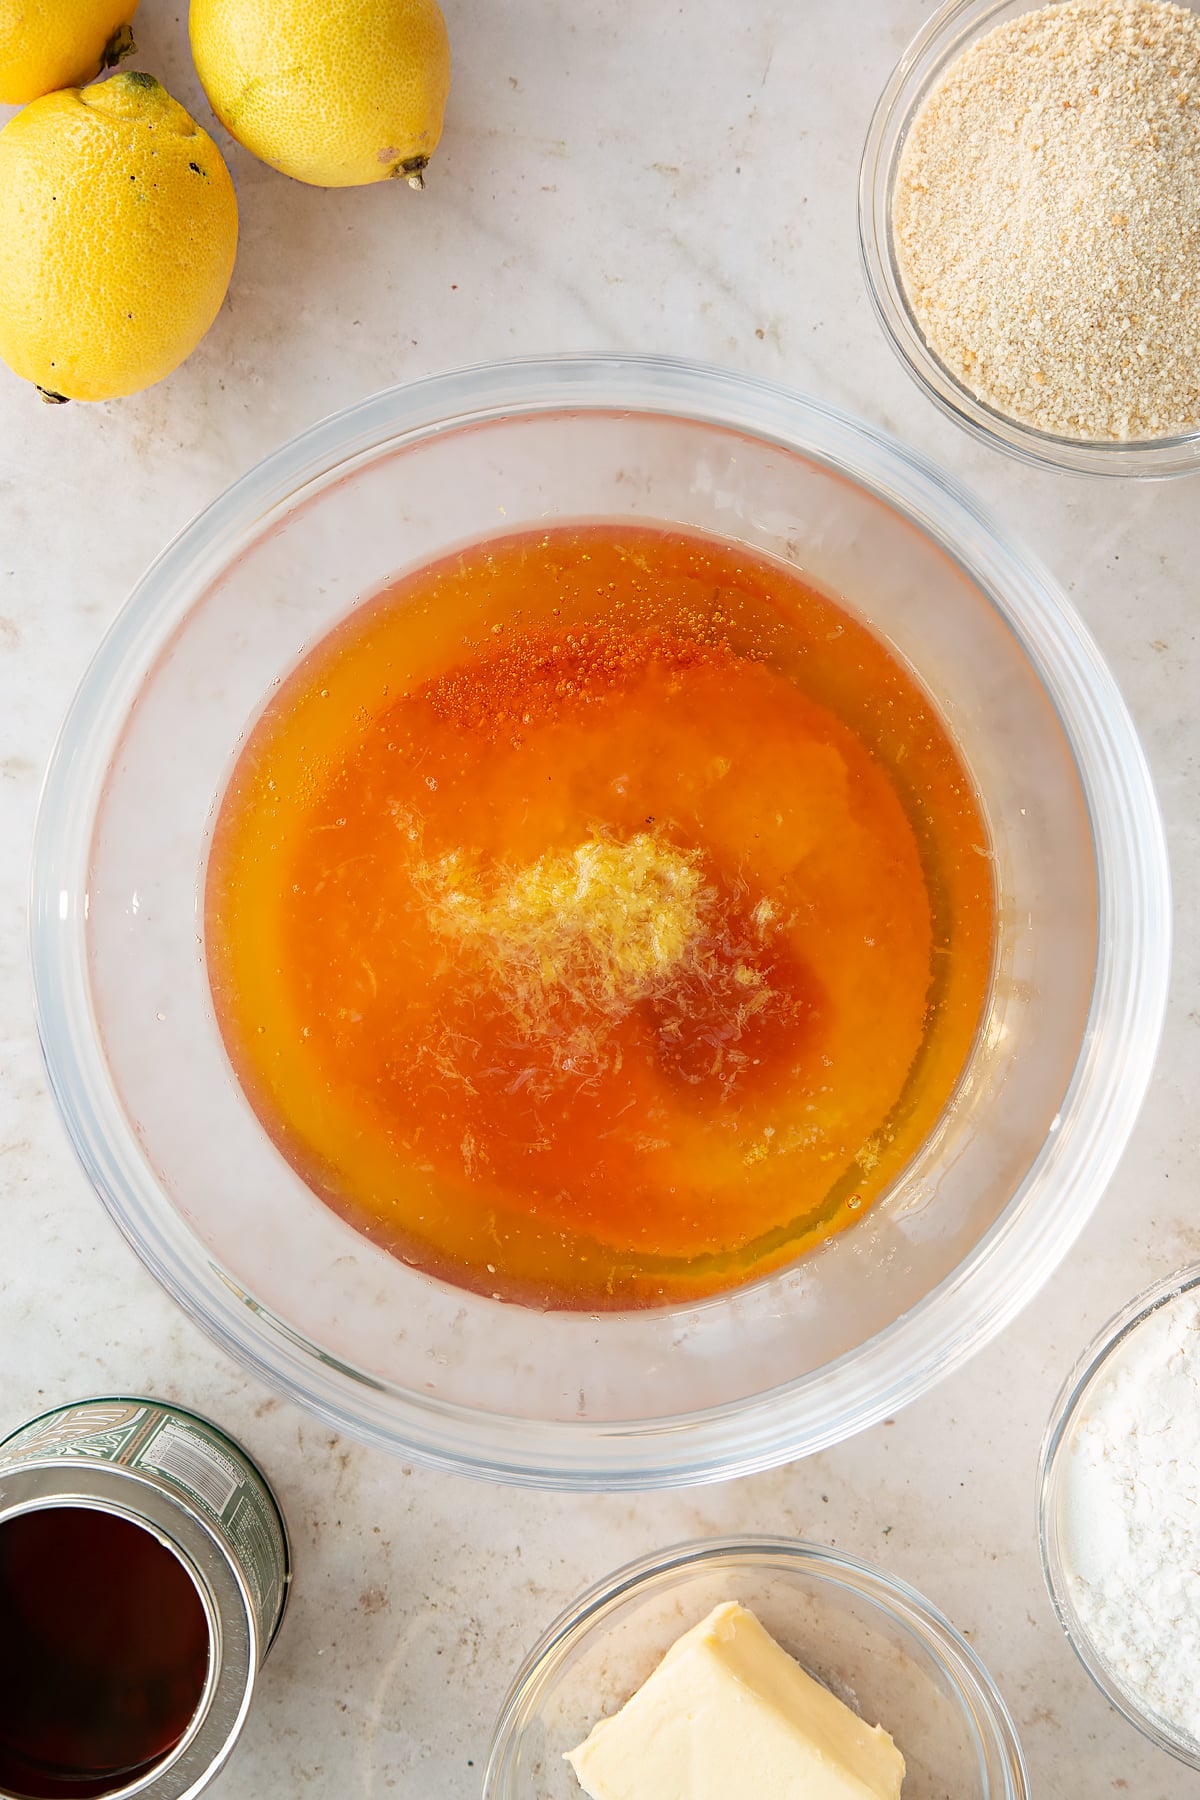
[
  {"left": 189, "top": 0, "right": 450, "bottom": 189},
  {"left": 0, "top": 72, "right": 238, "bottom": 402},
  {"left": 0, "top": 0, "right": 139, "bottom": 106}
]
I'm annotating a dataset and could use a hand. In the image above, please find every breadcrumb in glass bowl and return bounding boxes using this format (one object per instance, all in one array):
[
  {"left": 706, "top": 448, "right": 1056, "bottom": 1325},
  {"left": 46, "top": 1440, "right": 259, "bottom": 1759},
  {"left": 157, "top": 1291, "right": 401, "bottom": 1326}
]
[{"left": 860, "top": 0, "right": 1200, "bottom": 475}]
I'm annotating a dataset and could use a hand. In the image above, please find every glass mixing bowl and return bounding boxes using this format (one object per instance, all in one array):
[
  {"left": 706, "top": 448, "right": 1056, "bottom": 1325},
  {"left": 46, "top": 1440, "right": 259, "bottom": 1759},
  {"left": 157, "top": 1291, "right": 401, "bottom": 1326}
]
[
  {"left": 1039, "top": 1265, "right": 1200, "bottom": 1770},
  {"left": 30, "top": 355, "right": 1169, "bottom": 1488},
  {"left": 483, "top": 1537, "right": 1029, "bottom": 1800},
  {"left": 859, "top": 0, "right": 1200, "bottom": 476}
]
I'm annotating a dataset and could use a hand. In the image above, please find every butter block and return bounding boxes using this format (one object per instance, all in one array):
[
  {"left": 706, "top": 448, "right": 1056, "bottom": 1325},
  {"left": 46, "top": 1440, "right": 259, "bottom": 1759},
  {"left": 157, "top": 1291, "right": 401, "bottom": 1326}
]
[{"left": 565, "top": 1600, "right": 905, "bottom": 1800}]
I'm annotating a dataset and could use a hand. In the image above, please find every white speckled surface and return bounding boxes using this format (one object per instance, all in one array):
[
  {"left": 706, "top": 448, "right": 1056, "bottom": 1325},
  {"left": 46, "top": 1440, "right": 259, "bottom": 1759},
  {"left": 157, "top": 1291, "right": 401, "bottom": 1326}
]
[{"left": 1, "top": 2, "right": 1196, "bottom": 1794}]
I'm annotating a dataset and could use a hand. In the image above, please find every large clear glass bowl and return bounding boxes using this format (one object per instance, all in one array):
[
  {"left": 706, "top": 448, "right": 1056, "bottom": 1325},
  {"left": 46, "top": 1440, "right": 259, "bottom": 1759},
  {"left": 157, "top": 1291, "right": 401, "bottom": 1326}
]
[
  {"left": 483, "top": 1537, "right": 1029, "bottom": 1799},
  {"left": 859, "top": 0, "right": 1200, "bottom": 477},
  {"left": 30, "top": 355, "right": 1169, "bottom": 1488}
]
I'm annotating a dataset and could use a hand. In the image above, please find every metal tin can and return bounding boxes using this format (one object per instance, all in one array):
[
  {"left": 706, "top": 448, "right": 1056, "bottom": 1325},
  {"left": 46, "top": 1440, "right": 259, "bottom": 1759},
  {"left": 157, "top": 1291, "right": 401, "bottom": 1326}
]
[{"left": 0, "top": 1396, "right": 291, "bottom": 1800}]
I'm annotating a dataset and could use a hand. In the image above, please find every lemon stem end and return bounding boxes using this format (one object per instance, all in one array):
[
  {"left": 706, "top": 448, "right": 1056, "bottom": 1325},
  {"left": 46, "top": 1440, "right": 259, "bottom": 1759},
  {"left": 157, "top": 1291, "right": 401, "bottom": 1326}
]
[
  {"left": 99, "top": 23, "right": 137, "bottom": 72},
  {"left": 397, "top": 155, "right": 429, "bottom": 191}
]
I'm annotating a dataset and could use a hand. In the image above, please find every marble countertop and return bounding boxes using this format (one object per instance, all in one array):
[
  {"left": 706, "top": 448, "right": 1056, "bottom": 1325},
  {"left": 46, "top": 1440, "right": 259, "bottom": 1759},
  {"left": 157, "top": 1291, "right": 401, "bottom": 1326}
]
[{"left": 2, "top": 1, "right": 1196, "bottom": 1794}]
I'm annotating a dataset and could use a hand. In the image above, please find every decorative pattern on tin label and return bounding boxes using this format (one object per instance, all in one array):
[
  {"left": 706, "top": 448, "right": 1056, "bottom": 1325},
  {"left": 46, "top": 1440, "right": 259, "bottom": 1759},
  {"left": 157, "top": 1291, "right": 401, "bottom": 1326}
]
[{"left": 0, "top": 1403, "right": 147, "bottom": 1465}]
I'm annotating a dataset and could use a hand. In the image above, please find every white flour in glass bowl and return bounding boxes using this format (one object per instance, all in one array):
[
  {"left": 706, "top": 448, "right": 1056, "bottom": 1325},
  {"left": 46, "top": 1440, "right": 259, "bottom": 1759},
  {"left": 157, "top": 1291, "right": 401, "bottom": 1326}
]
[{"left": 1058, "top": 1285, "right": 1200, "bottom": 1748}]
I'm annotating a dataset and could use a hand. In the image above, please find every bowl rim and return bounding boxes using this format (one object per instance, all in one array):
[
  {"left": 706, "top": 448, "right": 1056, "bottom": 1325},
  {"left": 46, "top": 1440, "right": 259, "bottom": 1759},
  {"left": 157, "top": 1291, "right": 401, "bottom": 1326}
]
[
  {"left": 1038, "top": 1262, "right": 1200, "bottom": 1769},
  {"left": 29, "top": 351, "right": 1172, "bottom": 1488},
  {"left": 858, "top": 0, "right": 1200, "bottom": 477},
  {"left": 482, "top": 1533, "right": 1031, "bottom": 1799}
]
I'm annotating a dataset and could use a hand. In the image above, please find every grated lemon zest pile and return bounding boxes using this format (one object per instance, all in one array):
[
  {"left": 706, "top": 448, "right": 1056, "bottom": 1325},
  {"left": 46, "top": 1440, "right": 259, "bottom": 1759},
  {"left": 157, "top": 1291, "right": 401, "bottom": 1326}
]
[
  {"left": 411, "top": 829, "right": 783, "bottom": 1100},
  {"left": 415, "top": 832, "right": 708, "bottom": 1023}
]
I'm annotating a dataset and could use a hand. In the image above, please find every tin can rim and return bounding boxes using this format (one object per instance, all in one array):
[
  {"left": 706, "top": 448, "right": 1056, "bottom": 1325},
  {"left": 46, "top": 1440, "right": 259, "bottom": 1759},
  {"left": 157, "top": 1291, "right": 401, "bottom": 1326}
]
[
  {"left": 0, "top": 1398, "right": 292, "bottom": 1800},
  {"left": 0, "top": 1394, "right": 292, "bottom": 1646}
]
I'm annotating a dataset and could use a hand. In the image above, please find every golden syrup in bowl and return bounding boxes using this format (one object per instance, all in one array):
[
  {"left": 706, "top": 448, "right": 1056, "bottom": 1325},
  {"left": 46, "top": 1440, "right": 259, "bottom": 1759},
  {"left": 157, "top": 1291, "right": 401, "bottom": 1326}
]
[{"left": 205, "top": 523, "right": 993, "bottom": 1310}]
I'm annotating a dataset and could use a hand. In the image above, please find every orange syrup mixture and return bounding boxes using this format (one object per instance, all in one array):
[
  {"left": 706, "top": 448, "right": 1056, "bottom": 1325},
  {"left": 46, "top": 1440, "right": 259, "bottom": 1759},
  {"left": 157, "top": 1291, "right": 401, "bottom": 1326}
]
[{"left": 205, "top": 524, "right": 993, "bottom": 1309}]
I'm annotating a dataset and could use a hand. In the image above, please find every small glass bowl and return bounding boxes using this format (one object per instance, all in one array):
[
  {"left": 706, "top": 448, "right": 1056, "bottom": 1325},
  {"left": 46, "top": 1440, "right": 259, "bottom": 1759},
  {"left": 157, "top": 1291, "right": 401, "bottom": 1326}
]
[
  {"left": 1039, "top": 1264, "right": 1200, "bottom": 1769},
  {"left": 483, "top": 1537, "right": 1029, "bottom": 1799},
  {"left": 859, "top": 0, "right": 1200, "bottom": 476}
]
